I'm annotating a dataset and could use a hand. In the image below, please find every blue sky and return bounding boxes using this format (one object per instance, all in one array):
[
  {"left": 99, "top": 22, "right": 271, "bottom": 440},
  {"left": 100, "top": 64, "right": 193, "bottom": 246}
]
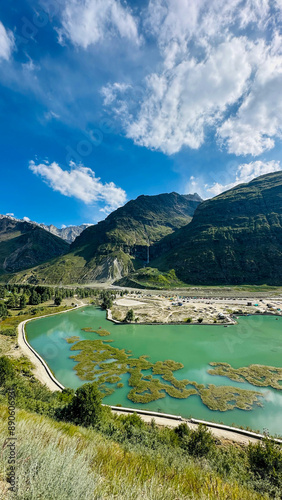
[{"left": 0, "top": 0, "right": 282, "bottom": 227}]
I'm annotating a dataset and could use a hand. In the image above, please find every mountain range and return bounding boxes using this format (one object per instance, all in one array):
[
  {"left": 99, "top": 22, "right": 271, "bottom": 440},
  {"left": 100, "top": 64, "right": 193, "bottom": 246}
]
[
  {"left": 0, "top": 215, "right": 90, "bottom": 243},
  {"left": 0, "top": 216, "right": 69, "bottom": 275},
  {"left": 1, "top": 171, "right": 282, "bottom": 286}
]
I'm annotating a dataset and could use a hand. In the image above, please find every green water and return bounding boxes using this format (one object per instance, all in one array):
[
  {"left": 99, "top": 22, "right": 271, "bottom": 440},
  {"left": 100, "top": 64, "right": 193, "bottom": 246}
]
[{"left": 26, "top": 306, "right": 282, "bottom": 435}]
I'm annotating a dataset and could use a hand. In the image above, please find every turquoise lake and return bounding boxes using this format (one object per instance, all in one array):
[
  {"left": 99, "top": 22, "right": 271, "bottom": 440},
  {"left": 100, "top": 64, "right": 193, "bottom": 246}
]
[{"left": 26, "top": 306, "right": 282, "bottom": 436}]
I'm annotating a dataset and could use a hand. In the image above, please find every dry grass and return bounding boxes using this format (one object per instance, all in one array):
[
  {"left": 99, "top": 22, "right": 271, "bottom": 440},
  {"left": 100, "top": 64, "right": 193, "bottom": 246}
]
[{"left": 0, "top": 405, "right": 268, "bottom": 500}]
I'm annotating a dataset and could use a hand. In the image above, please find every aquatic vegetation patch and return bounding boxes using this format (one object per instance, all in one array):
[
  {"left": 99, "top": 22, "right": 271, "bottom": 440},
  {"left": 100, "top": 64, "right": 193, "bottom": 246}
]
[
  {"left": 67, "top": 337, "right": 266, "bottom": 411},
  {"left": 81, "top": 327, "right": 111, "bottom": 336},
  {"left": 65, "top": 336, "right": 81, "bottom": 344},
  {"left": 197, "top": 384, "right": 263, "bottom": 411},
  {"left": 208, "top": 362, "right": 282, "bottom": 390}
]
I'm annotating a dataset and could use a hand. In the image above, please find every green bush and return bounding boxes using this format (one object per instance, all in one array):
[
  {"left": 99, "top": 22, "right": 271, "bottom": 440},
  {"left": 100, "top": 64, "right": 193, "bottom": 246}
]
[
  {"left": 0, "top": 356, "right": 15, "bottom": 385},
  {"left": 0, "top": 327, "right": 16, "bottom": 337},
  {"left": 63, "top": 382, "right": 104, "bottom": 427},
  {"left": 185, "top": 424, "right": 216, "bottom": 457},
  {"left": 248, "top": 438, "right": 282, "bottom": 494}
]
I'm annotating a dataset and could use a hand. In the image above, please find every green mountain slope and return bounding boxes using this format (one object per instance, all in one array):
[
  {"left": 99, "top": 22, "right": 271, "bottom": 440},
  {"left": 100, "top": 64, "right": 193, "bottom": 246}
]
[
  {"left": 0, "top": 217, "right": 69, "bottom": 275},
  {"left": 151, "top": 172, "right": 282, "bottom": 285},
  {"left": 10, "top": 192, "right": 201, "bottom": 284}
]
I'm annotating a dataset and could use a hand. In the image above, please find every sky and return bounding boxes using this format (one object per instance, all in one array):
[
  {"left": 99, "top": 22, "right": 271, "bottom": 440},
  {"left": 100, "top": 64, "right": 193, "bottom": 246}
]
[{"left": 0, "top": 0, "right": 282, "bottom": 227}]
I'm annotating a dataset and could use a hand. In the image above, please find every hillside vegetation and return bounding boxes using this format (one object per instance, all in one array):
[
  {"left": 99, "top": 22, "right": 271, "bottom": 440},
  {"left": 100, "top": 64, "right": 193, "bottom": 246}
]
[
  {"left": 150, "top": 172, "right": 282, "bottom": 285},
  {"left": 11, "top": 192, "right": 201, "bottom": 285},
  {"left": 3, "top": 172, "right": 282, "bottom": 286}
]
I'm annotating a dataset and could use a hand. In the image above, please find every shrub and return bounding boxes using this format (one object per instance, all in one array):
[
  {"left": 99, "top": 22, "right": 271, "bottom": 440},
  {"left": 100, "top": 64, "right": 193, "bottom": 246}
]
[
  {"left": 185, "top": 424, "right": 216, "bottom": 457},
  {"left": 0, "top": 327, "right": 16, "bottom": 337},
  {"left": 174, "top": 422, "right": 190, "bottom": 441},
  {"left": 63, "top": 382, "right": 104, "bottom": 427},
  {"left": 248, "top": 438, "right": 282, "bottom": 493},
  {"left": 0, "top": 356, "right": 15, "bottom": 385}
]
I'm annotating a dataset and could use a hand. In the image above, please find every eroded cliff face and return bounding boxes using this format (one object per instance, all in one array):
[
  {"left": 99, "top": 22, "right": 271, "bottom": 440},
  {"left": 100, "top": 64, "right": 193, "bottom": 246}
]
[{"left": 155, "top": 172, "right": 282, "bottom": 285}]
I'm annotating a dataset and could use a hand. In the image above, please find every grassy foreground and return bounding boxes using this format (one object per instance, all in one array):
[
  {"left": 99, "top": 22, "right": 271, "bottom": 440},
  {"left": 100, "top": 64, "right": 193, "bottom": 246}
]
[{"left": 0, "top": 405, "right": 268, "bottom": 500}]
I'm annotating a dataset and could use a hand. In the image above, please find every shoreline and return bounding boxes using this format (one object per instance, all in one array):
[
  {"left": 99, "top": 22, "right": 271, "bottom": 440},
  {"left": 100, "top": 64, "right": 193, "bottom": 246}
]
[{"left": 17, "top": 303, "right": 86, "bottom": 391}]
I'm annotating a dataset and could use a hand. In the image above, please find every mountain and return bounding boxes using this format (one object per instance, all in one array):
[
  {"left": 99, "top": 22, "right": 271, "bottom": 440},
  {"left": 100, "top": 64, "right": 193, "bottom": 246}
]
[
  {"left": 0, "top": 215, "right": 91, "bottom": 243},
  {"left": 0, "top": 216, "right": 69, "bottom": 275},
  {"left": 10, "top": 192, "right": 202, "bottom": 284},
  {"left": 38, "top": 223, "right": 92, "bottom": 243},
  {"left": 151, "top": 172, "right": 282, "bottom": 285}
]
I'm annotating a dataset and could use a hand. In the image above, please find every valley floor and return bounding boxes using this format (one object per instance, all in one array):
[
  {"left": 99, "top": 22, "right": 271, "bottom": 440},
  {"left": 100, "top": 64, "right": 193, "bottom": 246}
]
[{"left": 110, "top": 293, "right": 282, "bottom": 324}]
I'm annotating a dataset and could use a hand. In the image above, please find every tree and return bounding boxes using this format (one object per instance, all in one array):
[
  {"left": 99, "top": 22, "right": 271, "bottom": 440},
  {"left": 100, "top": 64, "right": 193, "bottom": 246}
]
[
  {"left": 65, "top": 382, "right": 103, "bottom": 427},
  {"left": 41, "top": 291, "right": 49, "bottom": 303},
  {"left": 19, "top": 295, "right": 27, "bottom": 309},
  {"left": 7, "top": 295, "right": 16, "bottom": 309},
  {"left": 54, "top": 296, "right": 62, "bottom": 306},
  {"left": 29, "top": 291, "right": 41, "bottom": 305},
  {"left": 101, "top": 294, "right": 113, "bottom": 310},
  {"left": 0, "top": 302, "right": 7, "bottom": 318},
  {"left": 125, "top": 309, "right": 135, "bottom": 322}
]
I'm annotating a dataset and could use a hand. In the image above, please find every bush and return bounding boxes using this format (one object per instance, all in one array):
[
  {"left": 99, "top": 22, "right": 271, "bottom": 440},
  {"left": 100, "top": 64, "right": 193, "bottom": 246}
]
[
  {"left": 0, "top": 328, "right": 16, "bottom": 337},
  {"left": 185, "top": 424, "right": 216, "bottom": 457},
  {"left": 63, "top": 382, "right": 104, "bottom": 427},
  {"left": 174, "top": 422, "right": 190, "bottom": 440},
  {"left": 0, "top": 356, "right": 15, "bottom": 385},
  {"left": 248, "top": 438, "right": 282, "bottom": 493}
]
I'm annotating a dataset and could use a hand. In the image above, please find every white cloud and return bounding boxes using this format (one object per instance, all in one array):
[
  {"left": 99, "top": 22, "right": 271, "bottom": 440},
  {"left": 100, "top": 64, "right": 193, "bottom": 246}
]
[
  {"left": 186, "top": 160, "right": 281, "bottom": 198},
  {"left": 0, "top": 21, "right": 14, "bottom": 61},
  {"left": 124, "top": 36, "right": 254, "bottom": 154},
  {"left": 6, "top": 213, "right": 14, "bottom": 217},
  {"left": 58, "top": 0, "right": 140, "bottom": 48},
  {"left": 101, "top": 82, "right": 131, "bottom": 106},
  {"left": 102, "top": 0, "right": 282, "bottom": 156},
  {"left": 217, "top": 45, "right": 282, "bottom": 156},
  {"left": 22, "top": 216, "right": 31, "bottom": 222},
  {"left": 29, "top": 160, "right": 127, "bottom": 212}
]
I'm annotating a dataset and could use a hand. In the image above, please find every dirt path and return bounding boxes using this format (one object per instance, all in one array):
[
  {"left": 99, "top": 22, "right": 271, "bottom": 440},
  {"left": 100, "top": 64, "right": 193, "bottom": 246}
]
[
  {"left": 111, "top": 410, "right": 260, "bottom": 444},
  {"left": 17, "top": 302, "right": 86, "bottom": 391}
]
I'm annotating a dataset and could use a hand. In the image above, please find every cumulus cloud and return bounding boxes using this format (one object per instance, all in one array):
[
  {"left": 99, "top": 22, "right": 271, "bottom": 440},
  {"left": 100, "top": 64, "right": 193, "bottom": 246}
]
[
  {"left": 0, "top": 21, "right": 14, "bottom": 61},
  {"left": 217, "top": 45, "right": 282, "bottom": 156},
  {"left": 186, "top": 160, "right": 281, "bottom": 198},
  {"left": 102, "top": 0, "right": 282, "bottom": 156},
  {"left": 29, "top": 160, "right": 127, "bottom": 212},
  {"left": 22, "top": 216, "right": 31, "bottom": 222},
  {"left": 125, "top": 37, "right": 254, "bottom": 154},
  {"left": 58, "top": 0, "right": 140, "bottom": 48}
]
